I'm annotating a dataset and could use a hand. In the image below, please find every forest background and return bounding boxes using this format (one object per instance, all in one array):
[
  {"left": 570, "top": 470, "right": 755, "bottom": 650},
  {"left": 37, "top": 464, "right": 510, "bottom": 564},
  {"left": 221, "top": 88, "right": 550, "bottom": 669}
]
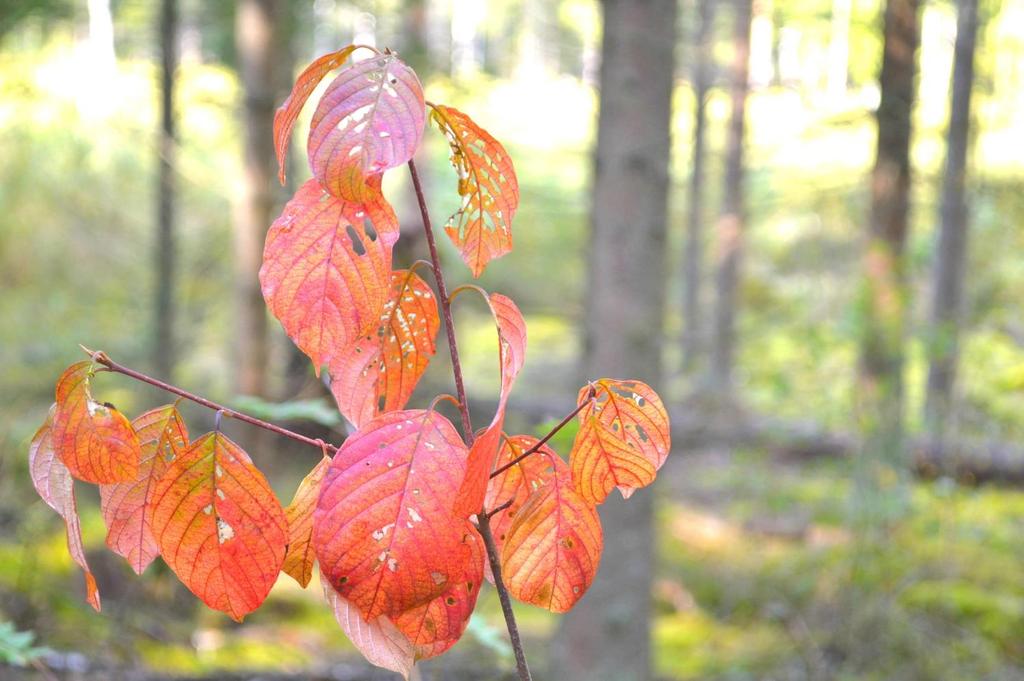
[{"left": 2, "top": 0, "right": 1024, "bottom": 679}]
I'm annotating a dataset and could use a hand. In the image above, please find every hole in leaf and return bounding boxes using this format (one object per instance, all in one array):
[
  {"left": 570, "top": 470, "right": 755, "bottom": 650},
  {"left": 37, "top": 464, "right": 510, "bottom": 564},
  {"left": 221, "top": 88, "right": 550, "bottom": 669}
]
[
  {"left": 445, "top": 596, "right": 456, "bottom": 606},
  {"left": 346, "top": 224, "right": 366, "bottom": 255},
  {"left": 363, "top": 216, "right": 378, "bottom": 242},
  {"left": 636, "top": 425, "right": 650, "bottom": 443}
]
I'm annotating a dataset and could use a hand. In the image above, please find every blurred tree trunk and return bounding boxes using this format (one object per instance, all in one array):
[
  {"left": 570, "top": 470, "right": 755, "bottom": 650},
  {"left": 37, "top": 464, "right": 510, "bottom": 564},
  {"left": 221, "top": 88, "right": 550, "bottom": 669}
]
[
  {"left": 681, "top": 0, "right": 714, "bottom": 371},
  {"left": 551, "top": 1, "right": 676, "bottom": 680},
  {"left": 855, "top": 0, "right": 920, "bottom": 524},
  {"left": 154, "top": 0, "right": 178, "bottom": 382},
  {"left": 234, "top": 0, "right": 283, "bottom": 397},
  {"left": 827, "top": 0, "right": 852, "bottom": 100},
  {"left": 709, "top": 0, "right": 752, "bottom": 393},
  {"left": 393, "top": 0, "right": 431, "bottom": 273},
  {"left": 924, "top": 0, "right": 978, "bottom": 458}
]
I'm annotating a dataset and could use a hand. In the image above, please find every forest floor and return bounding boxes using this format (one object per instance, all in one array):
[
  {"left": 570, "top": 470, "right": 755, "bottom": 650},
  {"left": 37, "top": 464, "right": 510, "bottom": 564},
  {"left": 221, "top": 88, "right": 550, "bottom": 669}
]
[{"left": 3, "top": 444, "right": 1023, "bottom": 680}]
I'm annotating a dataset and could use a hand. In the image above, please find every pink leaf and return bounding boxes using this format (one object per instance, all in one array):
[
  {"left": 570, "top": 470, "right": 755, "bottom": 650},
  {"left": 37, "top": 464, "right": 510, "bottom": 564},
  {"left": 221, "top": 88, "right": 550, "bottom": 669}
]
[
  {"left": 29, "top": 406, "right": 101, "bottom": 611},
  {"left": 309, "top": 53, "right": 425, "bottom": 202}
]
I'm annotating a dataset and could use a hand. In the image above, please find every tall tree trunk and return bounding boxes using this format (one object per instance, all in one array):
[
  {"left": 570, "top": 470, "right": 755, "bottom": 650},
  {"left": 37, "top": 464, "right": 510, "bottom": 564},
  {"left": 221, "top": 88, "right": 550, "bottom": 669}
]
[
  {"left": 709, "top": 0, "right": 752, "bottom": 393},
  {"left": 827, "top": 0, "right": 852, "bottom": 100},
  {"left": 234, "top": 0, "right": 282, "bottom": 397},
  {"left": 855, "top": 0, "right": 920, "bottom": 525},
  {"left": 924, "top": 0, "right": 978, "bottom": 456},
  {"left": 551, "top": 2, "right": 676, "bottom": 680},
  {"left": 681, "top": 0, "right": 714, "bottom": 371},
  {"left": 154, "top": 0, "right": 178, "bottom": 382}
]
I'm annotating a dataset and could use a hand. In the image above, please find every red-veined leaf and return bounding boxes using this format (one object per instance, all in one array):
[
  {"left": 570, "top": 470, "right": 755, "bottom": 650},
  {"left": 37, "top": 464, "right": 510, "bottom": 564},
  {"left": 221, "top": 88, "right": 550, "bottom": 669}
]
[
  {"left": 260, "top": 178, "right": 398, "bottom": 373},
  {"left": 322, "top": 576, "right": 414, "bottom": 678},
  {"left": 51, "top": 361, "right": 140, "bottom": 484},
  {"left": 150, "top": 431, "right": 287, "bottom": 622},
  {"left": 314, "top": 409, "right": 472, "bottom": 620},
  {"left": 453, "top": 292, "right": 527, "bottom": 518},
  {"left": 29, "top": 407, "right": 101, "bottom": 611},
  {"left": 391, "top": 520, "right": 484, "bottom": 660},
  {"left": 309, "top": 52, "right": 425, "bottom": 202},
  {"left": 569, "top": 379, "right": 671, "bottom": 505},
  {"left": 274, "top": 45, "right": 360, "bottom": 184},
  {"left": 99, "top": 405, "right": 188, "bottom": 575},
  {"left": 282, "top": 454, "right": 331, "bottom": 587},
  {"left": 429, "top": 104, "right": 519, "bottom": 277},
  {"left": 329, "top": 269, "right": 440, "bottom": 428},
  {"left": 482, "top": 434, "right": 557, "bottom": 582},
  {"left": 501, "top": 459, "right": 602, "bottom": 613}
]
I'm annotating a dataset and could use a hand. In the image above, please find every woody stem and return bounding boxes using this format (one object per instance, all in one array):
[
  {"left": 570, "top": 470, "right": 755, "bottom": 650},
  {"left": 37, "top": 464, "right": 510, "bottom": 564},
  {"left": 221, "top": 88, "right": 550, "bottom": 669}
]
[{"left": 407, "top": 159, "right": 533, "bottom": 681}]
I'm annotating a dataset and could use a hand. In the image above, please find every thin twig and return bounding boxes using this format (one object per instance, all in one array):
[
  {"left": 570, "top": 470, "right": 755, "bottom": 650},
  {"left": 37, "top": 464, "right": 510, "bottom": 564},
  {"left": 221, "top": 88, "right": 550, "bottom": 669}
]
[
  {"left": 476, "top": 510, "right": 534, "bottom": 681},
  {"left": 490, "top": 386, "right": 596, "bottom": 479},
  {"left": 407, "top": 160, "right": 532, "bottom": 681},
  {"left": 485, "top": 497, "right": 515, "bottom": 519},
  {"left": 80, "top": 346, "right": 339, "bottom": 454}
]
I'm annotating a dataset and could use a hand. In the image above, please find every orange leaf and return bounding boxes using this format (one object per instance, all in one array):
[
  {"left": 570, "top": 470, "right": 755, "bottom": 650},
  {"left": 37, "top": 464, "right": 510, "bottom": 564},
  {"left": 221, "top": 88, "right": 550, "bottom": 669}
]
[
  {"left": 569, "top": 379, "right": 671, "bottom": 505},
  {"left": 322, "top": 576, "right": 414, "bottom": 678},
  {"left": 430, "top": 104, "right": 519, "bottom": 277},
  {"left": 453, "top": 292, "right": 527, "bottom": 518},
  {"left": 482, "top": 434, "right": 558, "bottom": 582},
  {"left": 150, "top": 431, "right": 288, "bottom": 622},
  {"left": 314, "top": 409, "right": 472, "bottom": 620},
  {"left": 274, "top": 45, "right": 360, "bottom": 185},
  {"left": 501, "top": 459, "right": 602, "bottom": 613},
  {"left": 309, "top": 53, "right": 425, "bottom": 202},
  {"left": 260, "top": 178, "right": 398, "bottom": 373},
  {"left": 99, "top": 405, "right": 188, "bottom": 575},
  {"left": 282, "top": 454, "right": 331, "bottom": 588},
  {"left": 391, "top": 520, "right": 484, "bottom": 660},
  {"left": 51, "top": 361, "right": 140, "bottom": 484},
  {"left": 29, "top": 406, "right": 101, "bottom": 611},
  {"left": 329, "top": 269, "right": 440, "bottom": 428}
]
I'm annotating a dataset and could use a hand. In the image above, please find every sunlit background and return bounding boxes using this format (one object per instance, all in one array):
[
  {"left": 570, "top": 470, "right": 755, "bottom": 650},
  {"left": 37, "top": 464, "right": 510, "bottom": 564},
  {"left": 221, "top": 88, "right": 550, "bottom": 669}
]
[{"left": 2, "top": 0, "right": 1024, "bottom": 679}]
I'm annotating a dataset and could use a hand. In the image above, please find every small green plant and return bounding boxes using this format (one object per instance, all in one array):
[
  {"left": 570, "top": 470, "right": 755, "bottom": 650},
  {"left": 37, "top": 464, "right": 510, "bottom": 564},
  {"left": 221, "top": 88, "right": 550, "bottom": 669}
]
[{"left": 0, "top": 622, "right": 50, "bottom": 667}]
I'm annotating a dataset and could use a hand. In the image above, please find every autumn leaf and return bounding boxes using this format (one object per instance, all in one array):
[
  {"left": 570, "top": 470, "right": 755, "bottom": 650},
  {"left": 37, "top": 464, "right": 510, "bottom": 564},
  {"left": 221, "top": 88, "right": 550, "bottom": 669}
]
[
  {"left": 274, "top": 45, "right": 360, "bottom": 185},
  {"left": 430, "top": 104, "right": 519, "bottom": 277},
  {"left": 314, "top": 409, "right": 472, "bottom": 620},
  {"left": 453, "top": 291, "right": 527, "bottom": 518},
  {"left": 569, "top": 379, "right": 671, "bottom": 505},
  {"left": 483, "top": 434, "right": 557, "bottom": 581},
  {"left": 29, "top": 406, "right": 101, "bottom": 611},
  {"left": 51, "top": 361, "right": 140, "bottom": 484},
  {"left": 99, "top": 405, "right": 188, "bottom": 575},
  {"left": 323, "top": 576, "right": 414, "bottom": 678},
  {"left": 501, "top": 457, "right": 602, "bottom": 613},
  {"left": 329, "top": 269, "right": 440, "bottom": 428},
  {"left": 282, "top": 454, "right": 331, "bottom": 588},
  {"left": 150, "top": 431, "right": 288, "bottom": 622},
  {"left": 391, "top": 520, "right": 484, "bottom": 660},
  {"left": 260, "top": 178, "right": 398, "bottom": 373},
  {"left": 309, "top": 52, "right": 425, "bottom": 202}
]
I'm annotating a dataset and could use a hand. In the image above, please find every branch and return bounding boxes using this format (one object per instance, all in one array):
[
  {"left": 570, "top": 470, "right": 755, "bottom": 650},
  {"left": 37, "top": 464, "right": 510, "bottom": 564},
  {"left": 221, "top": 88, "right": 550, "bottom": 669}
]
[
  {"left": 490, "top": 386, "right": 595, "bottom": 479},
  {"left": 407, "top": 160, "right": 474, "bottom": 443},
  {"left": 81, "top": 346, "right": 339, "bottom": 454},
  {"left": 407, "top": 160, "right": 532, "bottom": 681}
]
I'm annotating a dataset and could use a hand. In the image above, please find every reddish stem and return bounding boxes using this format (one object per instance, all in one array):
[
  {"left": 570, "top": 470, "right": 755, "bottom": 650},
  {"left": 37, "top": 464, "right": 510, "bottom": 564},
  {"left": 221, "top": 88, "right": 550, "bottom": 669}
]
[
  {"left": 83, "top": 347, "right": 339, "bottom": 454},
  {"left": 407, "top": 159, "right": 532, "bottom": 681}
]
